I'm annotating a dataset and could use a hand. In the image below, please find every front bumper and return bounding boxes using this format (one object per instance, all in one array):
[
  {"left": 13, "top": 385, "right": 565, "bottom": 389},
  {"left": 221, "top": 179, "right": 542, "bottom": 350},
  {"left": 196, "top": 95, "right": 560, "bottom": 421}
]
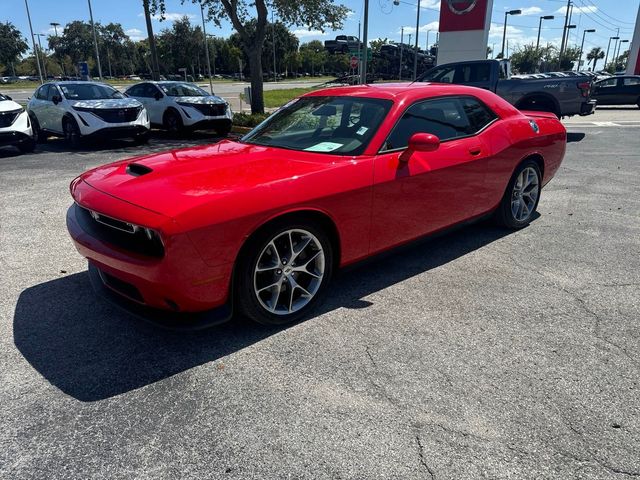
[
  {"left": 66, "top": 192, "right": 234, "bottom": 327},
  {"left": 84, "top": 125, "right": 149, "bottom": 140},
  {"left": 580, "top": 100, "right": 597, "bottom": 116},
  {"left": 0, "top": 130, "right": 32, "bottom": 147}
]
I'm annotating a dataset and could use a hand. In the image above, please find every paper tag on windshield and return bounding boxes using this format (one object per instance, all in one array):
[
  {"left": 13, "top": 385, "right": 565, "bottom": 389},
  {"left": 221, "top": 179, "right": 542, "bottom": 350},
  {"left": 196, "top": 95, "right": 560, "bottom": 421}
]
[
  {"left": 304, "top": 142, "right": 343, "bottom": 152},
  {"left": 356, "top": 126, "right": 368, "bottom": 136}
]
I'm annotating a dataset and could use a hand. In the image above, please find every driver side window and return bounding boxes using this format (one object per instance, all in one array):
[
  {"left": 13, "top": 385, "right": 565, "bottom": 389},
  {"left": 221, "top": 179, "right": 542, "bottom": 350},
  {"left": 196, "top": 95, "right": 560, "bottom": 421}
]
[{"left": 36, "top": 84, "right": 50, "bottom": 100}]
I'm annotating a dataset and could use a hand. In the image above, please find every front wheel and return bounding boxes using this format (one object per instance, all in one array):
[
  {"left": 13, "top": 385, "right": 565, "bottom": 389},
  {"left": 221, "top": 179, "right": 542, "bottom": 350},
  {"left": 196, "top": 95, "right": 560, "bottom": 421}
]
[
  {"left": 63, "top": 117, "right": 82, "bottom": 148},
  {"left": 163, "top": 109, "right": 183, "bottom": 134},
  {"left": 495, "top": 160, "right": 542, "bottom": 229},
  {"left": 236, "top": 221, "right": 334, "bottom": 325}
]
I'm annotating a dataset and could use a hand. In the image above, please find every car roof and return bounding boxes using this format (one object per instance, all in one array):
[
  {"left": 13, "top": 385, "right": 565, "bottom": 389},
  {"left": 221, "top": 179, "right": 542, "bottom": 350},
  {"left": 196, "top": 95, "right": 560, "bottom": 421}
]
[{"left": 304, "top": 82, "right": 496, "bottom": 103}]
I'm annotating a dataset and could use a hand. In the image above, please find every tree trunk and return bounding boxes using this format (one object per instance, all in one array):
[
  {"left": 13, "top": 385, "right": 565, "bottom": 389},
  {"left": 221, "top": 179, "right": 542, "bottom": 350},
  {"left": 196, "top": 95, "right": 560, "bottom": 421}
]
[{"left": 247, "top": 47, "right": 265, "bottom": 114}]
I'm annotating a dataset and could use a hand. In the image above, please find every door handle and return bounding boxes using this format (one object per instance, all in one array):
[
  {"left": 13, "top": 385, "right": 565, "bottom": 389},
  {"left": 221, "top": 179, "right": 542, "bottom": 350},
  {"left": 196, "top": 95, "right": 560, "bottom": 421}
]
[{"left": 469, "top": 147, "right": 482, "bottom": 156}]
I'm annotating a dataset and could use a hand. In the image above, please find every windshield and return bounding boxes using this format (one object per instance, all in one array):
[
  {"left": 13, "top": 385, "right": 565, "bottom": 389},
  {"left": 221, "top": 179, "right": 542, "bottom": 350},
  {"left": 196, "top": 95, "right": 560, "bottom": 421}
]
[
  {"left": 60, "top": 83, "right": 124, "bottom": 100},
  {"left": 241, "top": 96, "right": 392, "bottom": 155},
  {"left": 159, "top": 83, "right": 208, "bottom": 97}
]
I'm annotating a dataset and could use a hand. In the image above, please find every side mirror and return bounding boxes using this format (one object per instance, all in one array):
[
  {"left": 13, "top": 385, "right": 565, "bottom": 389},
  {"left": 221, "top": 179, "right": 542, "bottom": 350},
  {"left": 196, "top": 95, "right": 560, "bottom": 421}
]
[
  {"left": 154, "top": 92, "right": 162, "bottom": 101},
  {"left": 52, "top": 95, "right": 61, "bottom": 105},
  {"left": 6, "top": 95, "right": 12, "bottom": 101},
  {"left": 407, "top": 133, "right": 440, "bottom": 153}
]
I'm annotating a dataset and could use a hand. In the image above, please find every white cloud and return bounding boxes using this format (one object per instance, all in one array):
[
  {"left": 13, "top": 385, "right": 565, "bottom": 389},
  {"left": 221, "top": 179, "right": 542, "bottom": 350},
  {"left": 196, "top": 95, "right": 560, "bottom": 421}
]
[
  {"left": 556, "top": 5, "right": 597, "bottom": 15},
  {"left": 519, "top": 6, "right": 543, "bottom": 16},
  {"left": 292, "top": 28, "right": 328, "bottom": 39},
  {"left": 41, "top": 24, "right": 66, "bottom": 35},
  {"left": 420, "top": 0, "right": 441, "bottom": 11},
  {"left": 399, "top": 21, "right": 439, "bottom": 35},
  {"left": 137, "top": 12, "right": 196, "bottom": 22},
  {"left": 125, "top": 28, "right": 145, "bottom": 41}
]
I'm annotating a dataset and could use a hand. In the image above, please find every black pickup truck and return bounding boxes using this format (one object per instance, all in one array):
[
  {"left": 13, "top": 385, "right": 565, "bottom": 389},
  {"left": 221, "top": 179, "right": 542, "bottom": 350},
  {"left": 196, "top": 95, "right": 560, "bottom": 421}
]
[
  {"left": 324, "top": 35, "right": 363, "bottom": 55},
  {"left": 418, "top": 60, "right": 596, "bottom": 118}
]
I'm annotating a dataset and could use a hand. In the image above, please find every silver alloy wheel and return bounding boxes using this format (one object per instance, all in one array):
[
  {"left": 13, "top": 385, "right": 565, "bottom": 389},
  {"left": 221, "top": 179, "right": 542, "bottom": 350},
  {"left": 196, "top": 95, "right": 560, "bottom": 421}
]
[
  {"left": 253, "top": 229, "right": 325, "bottom": 315},
  {"left": 511, "top": 166, "right": 540, "bottom": 222}
]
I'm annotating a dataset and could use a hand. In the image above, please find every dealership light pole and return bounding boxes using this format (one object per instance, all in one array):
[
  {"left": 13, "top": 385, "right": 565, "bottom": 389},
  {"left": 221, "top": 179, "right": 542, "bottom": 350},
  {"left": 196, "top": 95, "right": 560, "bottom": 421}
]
[
  {"left": 536, "top": 15, "right": 554, "bottom": 54},
  {"left": 559, "top": 0, "right": 572, "bottom": 59},
  {"left": 87, "top": 0, "right": 103, "bottom": 79},
  {"left": 412, "top": 0, "right": 421, "bottom": 80},
  {"left": 360, "top": 0, "right": 369, "bottom": 84},
  {"left": 614, "top": 39, "right": 629, "bottom": 71},
  {"left": 24, "top": 0, "right": 43, "bottom": 83},
  {"left": 501, "top": 10, "right": 521, "bottom": 59},
  {"left": 35, "top": 34, "right": 48, "bottom": 79},
  {"left": 399, "top": 26, "right": 404, "bottom": 80},
  {"left": 604, "top": 35, "right": 620, "bottom": 71},
  {"left": 200, "top": 2, "right": 214, "bottom": 93},
  {"left": 578, "top": 29, "right": 595, "bottom": 71}
]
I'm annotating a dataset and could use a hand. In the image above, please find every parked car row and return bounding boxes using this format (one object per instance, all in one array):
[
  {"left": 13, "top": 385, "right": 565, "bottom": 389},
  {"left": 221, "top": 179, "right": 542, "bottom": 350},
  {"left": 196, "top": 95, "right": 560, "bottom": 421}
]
[{"left": 0, "top": 80, "right": 233, "bottom": 154}]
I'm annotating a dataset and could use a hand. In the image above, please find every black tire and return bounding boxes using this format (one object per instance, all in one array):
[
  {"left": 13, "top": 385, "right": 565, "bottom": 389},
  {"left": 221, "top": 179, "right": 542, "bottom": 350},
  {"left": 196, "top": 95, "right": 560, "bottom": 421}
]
[
  {"left": 214, "top": 121, "right": 232, "bottom": 137},
  {"left": 133, "top": 131, "right": 150, "bottom": 144},
  {"left": 29, "top": 114, "right": 46, "bottom": 143},
  {"left": 495, "top": 159, "right": 542, "bottom": 229},
  {"left": 17, "top": 139, "right": 36, "bottom": 153},
  {"left": 163, "top": 109, "right": 183, "bottom": 134},
  {"left": 63, "top": 116, "right": 82, "bottom": 148},
  {"left": 235, "top": 218, "right": 334, "bottom": 326}
]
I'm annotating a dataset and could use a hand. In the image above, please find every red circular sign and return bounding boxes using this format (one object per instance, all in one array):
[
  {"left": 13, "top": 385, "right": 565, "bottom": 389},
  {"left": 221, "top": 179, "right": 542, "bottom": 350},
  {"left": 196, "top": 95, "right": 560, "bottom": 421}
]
[
  {"left": 350, "top": 56, "right": 359, "bottom": 69},
  {"left": 448, "top": 0, "right": 478, "bottom": 15}
]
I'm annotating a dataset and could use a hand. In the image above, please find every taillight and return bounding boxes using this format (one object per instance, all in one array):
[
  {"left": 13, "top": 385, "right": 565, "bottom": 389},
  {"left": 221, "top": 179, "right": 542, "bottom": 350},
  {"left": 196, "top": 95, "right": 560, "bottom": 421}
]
[{"left": 578, "top": 81, "right": 591, "bottom": 98}]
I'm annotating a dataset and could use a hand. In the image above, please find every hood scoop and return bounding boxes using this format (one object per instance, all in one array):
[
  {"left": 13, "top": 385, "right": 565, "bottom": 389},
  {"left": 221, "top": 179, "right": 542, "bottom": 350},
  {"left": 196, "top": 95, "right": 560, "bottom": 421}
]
[{"left": 126, "top": 163, "right": 153, "bottom": 177}]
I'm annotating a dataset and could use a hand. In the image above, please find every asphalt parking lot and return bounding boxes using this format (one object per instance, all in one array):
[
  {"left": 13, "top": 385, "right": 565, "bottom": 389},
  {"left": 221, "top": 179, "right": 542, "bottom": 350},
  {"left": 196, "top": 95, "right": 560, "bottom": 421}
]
[{"left": 1, "top": 109, "right": 639, "bottom": 479}]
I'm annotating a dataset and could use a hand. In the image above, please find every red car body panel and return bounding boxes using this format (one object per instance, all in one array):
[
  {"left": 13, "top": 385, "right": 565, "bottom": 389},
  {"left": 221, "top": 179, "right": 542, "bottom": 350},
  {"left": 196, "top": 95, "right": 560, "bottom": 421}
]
[{"left": 67, "top": 83, "right": 566, "bottom": 314}]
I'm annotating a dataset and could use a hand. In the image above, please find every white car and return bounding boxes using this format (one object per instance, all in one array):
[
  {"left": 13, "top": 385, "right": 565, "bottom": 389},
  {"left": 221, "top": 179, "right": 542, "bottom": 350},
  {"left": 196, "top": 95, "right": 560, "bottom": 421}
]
[
  {"left": 124, "top": 81, "right": 232, "bottom": 136},
  {"left": 27, "top": 81, "right": 150, "bottom": 148},
  {"left": 0, "top": 92, "right": 35, "bottom": 153}
]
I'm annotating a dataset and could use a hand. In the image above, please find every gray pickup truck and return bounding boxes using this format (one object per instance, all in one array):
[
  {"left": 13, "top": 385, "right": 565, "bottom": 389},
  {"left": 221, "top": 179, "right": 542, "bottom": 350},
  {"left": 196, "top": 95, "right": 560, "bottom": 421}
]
[
  {"left": 418, "top": 59, "right": 596, "bottom": 118},
  {"left": 324, "top": 35, "right": 363, "bottom": 55}
]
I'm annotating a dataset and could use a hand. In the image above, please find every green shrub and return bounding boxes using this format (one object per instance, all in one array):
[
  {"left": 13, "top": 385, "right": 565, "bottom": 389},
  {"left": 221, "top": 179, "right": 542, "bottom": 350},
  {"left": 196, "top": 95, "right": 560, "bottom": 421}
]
[{"left": 233, "top": 112, "right": 270, "bottom": 127}]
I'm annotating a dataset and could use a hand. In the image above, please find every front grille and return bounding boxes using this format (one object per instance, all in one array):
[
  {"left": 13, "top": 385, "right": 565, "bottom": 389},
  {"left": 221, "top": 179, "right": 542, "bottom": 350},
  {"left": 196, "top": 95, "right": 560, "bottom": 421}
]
[
  {"left": 90, "top": 107, "right": 142, "bottom": 123},
  {"left": 99, "top": 269, "right": 145, "bottom": 303},
  {"left": 0, "top": 110, "right": 20, "bottom": 127},
  {"left": 191, "top": 103, "right": 226, "bottom": 117},
  {"left": 75, "top": 203, "right": 164, "bottom": 258}
]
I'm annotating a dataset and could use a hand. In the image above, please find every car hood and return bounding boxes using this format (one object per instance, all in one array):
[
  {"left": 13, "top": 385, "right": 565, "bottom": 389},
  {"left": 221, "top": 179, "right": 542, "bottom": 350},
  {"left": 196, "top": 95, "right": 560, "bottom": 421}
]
[
  {"left": 79, "top": 140, "right": 342, "bottom": 219},
  {"left": 0, "top": 99, "right": 23, "bottom": 112},
  {"left": 173, "top": 95, "right": 226, "bottom": 105},
  {"left": 69, "top": 98, "right": 142, "bottom": 109}
]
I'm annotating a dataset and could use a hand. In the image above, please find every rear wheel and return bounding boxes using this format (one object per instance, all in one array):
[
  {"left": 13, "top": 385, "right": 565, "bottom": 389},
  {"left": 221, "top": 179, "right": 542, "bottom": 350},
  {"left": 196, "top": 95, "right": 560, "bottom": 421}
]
[
  {"left": 29, "top": 114, "right": 46, "bottom": 143},
  {"left": 236, "top": 220, "right": 334, "bottom": 325},
  {"left": 63, "top": 116, "right": 82, "bottom": 148},
  {"left": 495, "top": 160, "right": 542, "bottom": 229},
  {"left": 163, "top": 109, "right": 183, "bottom": 134},
  {"left": 516, "top": 96, "right": 560, "bottom": 119}
]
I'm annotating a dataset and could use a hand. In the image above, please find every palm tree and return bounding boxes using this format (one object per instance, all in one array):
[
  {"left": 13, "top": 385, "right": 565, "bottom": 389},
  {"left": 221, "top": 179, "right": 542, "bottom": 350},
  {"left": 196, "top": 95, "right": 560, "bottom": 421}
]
[{"left": 587, "top": 47, "right": 605, "bottom": 71}]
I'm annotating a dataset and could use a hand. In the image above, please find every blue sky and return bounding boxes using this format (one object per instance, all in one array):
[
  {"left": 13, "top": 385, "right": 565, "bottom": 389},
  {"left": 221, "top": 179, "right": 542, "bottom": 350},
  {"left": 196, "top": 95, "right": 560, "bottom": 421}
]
[{"left": 4, "top": 0, "right": 638, "bottom": 57}]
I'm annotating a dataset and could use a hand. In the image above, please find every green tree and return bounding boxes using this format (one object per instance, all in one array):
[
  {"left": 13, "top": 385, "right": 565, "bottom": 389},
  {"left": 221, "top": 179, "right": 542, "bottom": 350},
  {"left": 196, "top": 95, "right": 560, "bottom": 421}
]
[
  {"left": 299, "top": 40, "right": 327, "bottom": 75},
  {"left": 156, "top": 16, "right": 204, "bottom": 77},
  {"left": 0, "top": 22, "right": 29, "bottom": 76},
  {"left": 510, "top": 44, "right": 546, "bottom": 74},
  {"left": 150, "top": 0, "right": 349, "bottom": 113},
  {"left": 586, "top": 46, "right": 605, "bottom": 71}
]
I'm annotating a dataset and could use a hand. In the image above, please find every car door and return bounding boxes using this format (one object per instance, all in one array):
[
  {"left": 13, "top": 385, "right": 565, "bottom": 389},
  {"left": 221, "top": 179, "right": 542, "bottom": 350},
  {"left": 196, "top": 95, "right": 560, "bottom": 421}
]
[
  {"left": 145, "top": 84, "right": 166, "bottom": 124},
  {"left": 370, "top": 96, "right": 495, "bottom": 253},
  {"left": 46, "top": 84, "right": 65, "bottom": 133},
  {"left": 621, "top": 77, "right": 640, "bottom": 104},
  {"left": 30, "top": 84, "right": 50, "bottom": 129},
  {"left": 594, "top": 77, "right": 620, "bottom": 105}
]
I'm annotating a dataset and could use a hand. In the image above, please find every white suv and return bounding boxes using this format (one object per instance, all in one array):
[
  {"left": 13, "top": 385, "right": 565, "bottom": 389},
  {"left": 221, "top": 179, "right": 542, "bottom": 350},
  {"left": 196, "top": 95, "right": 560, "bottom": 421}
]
[
  {"left": 125, "top": 81, "right": 232, "bottom": 136},
  {"left": 0, "top": 92, "right": 35, "bottom": 153},
  {"left": 27, "top": 81, "right": 150, "bottom": 148}
]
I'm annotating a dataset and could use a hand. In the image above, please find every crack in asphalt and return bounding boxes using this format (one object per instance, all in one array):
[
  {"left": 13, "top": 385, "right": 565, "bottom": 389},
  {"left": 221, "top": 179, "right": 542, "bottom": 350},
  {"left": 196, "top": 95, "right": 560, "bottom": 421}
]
[{"left": 415, "top": 434, "right": 436, "bottom": 480}]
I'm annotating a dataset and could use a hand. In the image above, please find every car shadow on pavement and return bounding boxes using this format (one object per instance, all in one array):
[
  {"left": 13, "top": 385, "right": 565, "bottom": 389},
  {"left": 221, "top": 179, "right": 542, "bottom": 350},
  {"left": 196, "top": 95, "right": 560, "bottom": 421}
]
[
  {"left": 567, "top": 132, "right": 586, "bottom": 143},
  {"left": 14, "top": 221, "right": 515, "bottom": 402}
]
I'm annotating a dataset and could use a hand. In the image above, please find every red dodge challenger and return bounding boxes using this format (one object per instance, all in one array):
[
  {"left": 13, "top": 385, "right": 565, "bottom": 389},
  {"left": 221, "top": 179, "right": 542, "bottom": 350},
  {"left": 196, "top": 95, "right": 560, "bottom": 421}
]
[{"left": 67, "top": 83, "right": 566, "bottom": 327}]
